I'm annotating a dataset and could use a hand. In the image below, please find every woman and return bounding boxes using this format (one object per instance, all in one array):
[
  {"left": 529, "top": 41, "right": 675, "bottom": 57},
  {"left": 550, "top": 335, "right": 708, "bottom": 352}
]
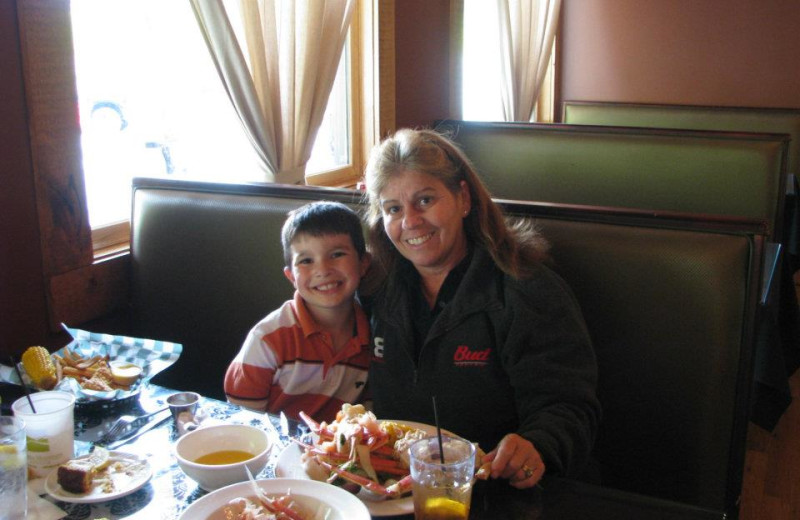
[{"left": 361, "top": 128, "right": 601, "bottom": 489}]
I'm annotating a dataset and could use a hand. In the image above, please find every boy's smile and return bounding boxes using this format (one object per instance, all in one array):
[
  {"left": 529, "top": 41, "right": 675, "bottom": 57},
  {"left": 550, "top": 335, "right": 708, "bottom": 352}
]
[{"left": 283, "top": 232, "right": 369, "bottom": 316}]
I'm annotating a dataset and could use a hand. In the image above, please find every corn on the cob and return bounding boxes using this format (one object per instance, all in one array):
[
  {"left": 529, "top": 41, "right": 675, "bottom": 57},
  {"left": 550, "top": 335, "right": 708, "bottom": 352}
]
[{"left": 21, "top": 346, "right": 57, "bottom": 390}]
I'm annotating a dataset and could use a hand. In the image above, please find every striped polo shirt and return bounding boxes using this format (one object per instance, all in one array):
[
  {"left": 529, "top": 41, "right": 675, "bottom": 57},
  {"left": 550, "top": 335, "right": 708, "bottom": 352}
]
[{"left": 224, "top": 291, "right": 370, "bottom": 423}]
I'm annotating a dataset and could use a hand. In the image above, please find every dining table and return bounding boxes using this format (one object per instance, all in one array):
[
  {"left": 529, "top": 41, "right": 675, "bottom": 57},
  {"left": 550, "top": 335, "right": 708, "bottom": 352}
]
[{"left": 0, "top": 382, "right": 726, "bottom": 520}]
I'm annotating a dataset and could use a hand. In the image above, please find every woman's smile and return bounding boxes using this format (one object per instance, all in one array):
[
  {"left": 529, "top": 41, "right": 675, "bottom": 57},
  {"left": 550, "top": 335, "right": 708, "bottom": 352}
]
[{"left": 405, "top": 231, "right": 434, "bottom": 246}]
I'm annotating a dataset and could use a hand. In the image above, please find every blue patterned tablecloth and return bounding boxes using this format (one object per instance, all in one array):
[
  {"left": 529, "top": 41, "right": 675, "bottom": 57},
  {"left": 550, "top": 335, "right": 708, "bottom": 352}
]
[{"left": 42, "top": 384, "right": 285, "bottom": 520}]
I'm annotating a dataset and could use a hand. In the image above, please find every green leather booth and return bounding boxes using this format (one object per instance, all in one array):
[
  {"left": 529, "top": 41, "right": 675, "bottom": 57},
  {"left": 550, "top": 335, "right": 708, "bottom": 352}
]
[
  {"left": 436, "top": 119, "right": 789, "bottom": 242},
  {"left": 130, "top": 177, "right": 763, "bottom": 518},
  {"left": 560, "top": 102, "right": 800, "bottom": 430},
  {"left": 562, "top": 101, "right": 800, "bottom": 185}
]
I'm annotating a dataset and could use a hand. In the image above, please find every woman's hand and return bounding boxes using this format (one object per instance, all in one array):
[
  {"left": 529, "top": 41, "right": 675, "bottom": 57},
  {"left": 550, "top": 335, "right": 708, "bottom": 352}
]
[{"left": 481, "top": 433, "right": 545, "bottom": 489}]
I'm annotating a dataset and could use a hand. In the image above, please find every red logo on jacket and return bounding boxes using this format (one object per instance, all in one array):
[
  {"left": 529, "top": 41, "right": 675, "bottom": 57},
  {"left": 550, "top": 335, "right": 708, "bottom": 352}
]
[{"left": 453, "top": 345, "right": 491, "bottom": 366}]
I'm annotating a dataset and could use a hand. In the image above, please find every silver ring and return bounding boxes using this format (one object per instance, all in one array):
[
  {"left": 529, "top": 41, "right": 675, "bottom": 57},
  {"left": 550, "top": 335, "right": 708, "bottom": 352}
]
[{"left": 522, "top": 465, "right": 534, "bottom": 479}]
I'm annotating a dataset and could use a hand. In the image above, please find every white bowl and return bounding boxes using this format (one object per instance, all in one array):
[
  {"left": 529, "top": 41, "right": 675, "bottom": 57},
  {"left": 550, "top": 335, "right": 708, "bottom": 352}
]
[
  {"left": 174, "top": 424, "right": 271, "bottom": 491},
  {"left": 178, "top": 478, "right": 370, "bottom": 520}
]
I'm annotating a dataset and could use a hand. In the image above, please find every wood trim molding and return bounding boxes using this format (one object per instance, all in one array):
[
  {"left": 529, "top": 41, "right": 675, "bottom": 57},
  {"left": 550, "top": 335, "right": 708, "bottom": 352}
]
[
  {"left": 47, "top": 254, "right": 130, "bottom": 330},
  {"left": 17, "top": 0, "right": 92, "bottom": 278},
  {"left": 448, "top": 0, "right": 463, "bottom": 120},
  {"left": 377, "top": 0, "right": 396, "bottom": 138},
  {"left": 16, "top": 1, "right": 129, "bottom": 330}
]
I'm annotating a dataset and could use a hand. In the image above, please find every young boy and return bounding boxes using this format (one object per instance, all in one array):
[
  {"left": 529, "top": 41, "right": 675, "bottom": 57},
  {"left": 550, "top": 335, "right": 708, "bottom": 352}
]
[{"left": 224, "top": 201, "right": 371, "bottom": 423}]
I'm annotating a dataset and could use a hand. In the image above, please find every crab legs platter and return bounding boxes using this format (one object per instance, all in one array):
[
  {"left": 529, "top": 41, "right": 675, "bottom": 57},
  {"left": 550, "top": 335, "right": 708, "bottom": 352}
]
[{"left": 293, "top": 404, "right": 490, "bottom": 500}]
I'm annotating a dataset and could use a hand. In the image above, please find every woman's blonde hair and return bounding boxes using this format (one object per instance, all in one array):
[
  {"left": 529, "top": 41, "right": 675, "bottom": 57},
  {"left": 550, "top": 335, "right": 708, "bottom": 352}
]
[{"left": 362, "top": 128, "right": 548, "bottom": 287}]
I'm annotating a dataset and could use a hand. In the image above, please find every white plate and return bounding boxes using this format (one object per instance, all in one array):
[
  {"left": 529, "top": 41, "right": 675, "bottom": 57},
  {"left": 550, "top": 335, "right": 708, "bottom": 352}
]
[
  {"left": 178, "top": 478, "right": 370, "bottom": 520},
  {"left": 44, "top": 451, "right": 152, "bottom": 504},
  {"left": 275, "top": 420, "right": 450, "bottom": 517}
]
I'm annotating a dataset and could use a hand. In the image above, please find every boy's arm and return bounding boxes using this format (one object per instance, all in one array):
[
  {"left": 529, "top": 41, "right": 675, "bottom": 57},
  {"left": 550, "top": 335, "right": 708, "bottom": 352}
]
[
  {"left": 223, "top": 326, "right": 279, "bottom": 413},
  {"left": 226, "top": 394, "right": 269, "bottom": 412}
]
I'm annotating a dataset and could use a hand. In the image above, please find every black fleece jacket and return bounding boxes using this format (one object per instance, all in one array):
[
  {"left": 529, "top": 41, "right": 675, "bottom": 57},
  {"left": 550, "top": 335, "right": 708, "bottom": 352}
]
[{"left": 366, "top": 247, "right": 601, "bottom": 477}]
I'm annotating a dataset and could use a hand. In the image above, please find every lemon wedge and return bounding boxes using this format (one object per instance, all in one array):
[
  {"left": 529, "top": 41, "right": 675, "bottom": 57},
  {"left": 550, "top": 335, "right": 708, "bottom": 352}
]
[
  {"left": 0, "top": 445, "right": 24, "bottom": 469},
  {"left": 86, "top": 446, "right": 111, "bottom": 471},
  {"left": 423, "top": 497, "right": 468, "bottom": 519}
]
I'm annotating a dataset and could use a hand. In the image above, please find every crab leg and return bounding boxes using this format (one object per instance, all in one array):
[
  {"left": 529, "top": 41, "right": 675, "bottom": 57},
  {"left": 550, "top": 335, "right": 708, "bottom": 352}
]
[
  {"left": 245, "top": 466, "right": 305, "bottom": 520},
  {"left": 367, "top": 435, "right": 389, "bottom": 452},
  {"left": 254, "top": 495, "right": 305, "bottom": 520},
  {"left": 384, "top": 474, "right": 414, "bottom": 497},
  {"left": 298, "top": 411, "right": 336, "bottom": 440},
  {"left": 475, "top": 461, "right": 492, "bottom": 480},
  {"left": 315, "top": 459, "right": 394, "bottom": 496},
  {"left": 294, "top": 438, "right": 408, "bottom": 474}
]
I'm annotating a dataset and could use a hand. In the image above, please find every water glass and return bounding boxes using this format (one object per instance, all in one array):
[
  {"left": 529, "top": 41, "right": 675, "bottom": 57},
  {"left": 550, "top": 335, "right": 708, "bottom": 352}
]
[
  {"left": 0, "top": 416, "right": 27, "bottom": 520},
  {"left": 409, "top": 435, "right": 476, "bottom": 520}
]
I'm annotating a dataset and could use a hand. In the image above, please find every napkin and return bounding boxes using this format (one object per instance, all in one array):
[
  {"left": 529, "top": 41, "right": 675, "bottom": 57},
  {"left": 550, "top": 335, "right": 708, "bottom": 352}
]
[{"left": 27, "top": 479, "right": 67, "bottom": 520}]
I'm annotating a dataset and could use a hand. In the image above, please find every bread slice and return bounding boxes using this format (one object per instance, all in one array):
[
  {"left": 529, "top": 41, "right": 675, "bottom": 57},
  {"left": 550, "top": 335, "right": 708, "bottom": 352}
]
[{"left": 57, "top": 460, "right": 96, "bottom": 494}]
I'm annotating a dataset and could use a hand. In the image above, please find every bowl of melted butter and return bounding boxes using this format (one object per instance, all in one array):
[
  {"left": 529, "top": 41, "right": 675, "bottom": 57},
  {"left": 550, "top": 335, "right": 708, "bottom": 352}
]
[{"left": 175, "top": 423, "right": 271, "bottom": 491}]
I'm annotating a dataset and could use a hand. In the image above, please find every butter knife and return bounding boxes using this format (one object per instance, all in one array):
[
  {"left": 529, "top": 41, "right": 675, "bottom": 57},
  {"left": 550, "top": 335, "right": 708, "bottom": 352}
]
[
  {"left": 279, "top": 411, "right": 290, "bottom": 438},
  {"left": 105, "top": 410, "right": 171, "bottom": 450}
]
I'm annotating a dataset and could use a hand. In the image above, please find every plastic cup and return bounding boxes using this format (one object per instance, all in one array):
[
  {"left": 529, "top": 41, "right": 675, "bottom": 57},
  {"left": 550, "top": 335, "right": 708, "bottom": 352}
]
[
  {"left": 12, "top": 390, "right": 75, "bottom": 478},
  {"left": 409, "top": 435, "right": 476, "bottom": 520},
  {"left": 0, "top": 416, "right": 27, "bottom": 519}
]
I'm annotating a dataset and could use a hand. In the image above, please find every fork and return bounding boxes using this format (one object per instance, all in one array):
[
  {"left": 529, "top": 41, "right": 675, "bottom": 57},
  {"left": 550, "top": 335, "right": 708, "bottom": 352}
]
[{"left": 102, "top": 406, "right": 169, "bottom": 440}]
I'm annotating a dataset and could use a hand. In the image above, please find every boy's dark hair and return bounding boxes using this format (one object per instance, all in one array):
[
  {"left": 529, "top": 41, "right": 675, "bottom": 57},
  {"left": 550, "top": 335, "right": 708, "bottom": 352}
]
[{"left": 281, "top": 201, "right": 367, "bottom": 266}]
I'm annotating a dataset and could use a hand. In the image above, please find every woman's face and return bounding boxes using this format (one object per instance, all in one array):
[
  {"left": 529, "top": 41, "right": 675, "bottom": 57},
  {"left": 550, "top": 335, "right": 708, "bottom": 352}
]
[{"left": 378, "top": 170, "right": 471, "bottom": 276}]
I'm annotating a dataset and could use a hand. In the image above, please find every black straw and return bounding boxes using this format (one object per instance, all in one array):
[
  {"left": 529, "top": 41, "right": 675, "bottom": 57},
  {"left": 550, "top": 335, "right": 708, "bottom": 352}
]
[
  {"left": 432, "top": 395, "right": 445, "bottom": 464},
  {"left": 9, "top": 356, "right": 36, "bottom": 413}
]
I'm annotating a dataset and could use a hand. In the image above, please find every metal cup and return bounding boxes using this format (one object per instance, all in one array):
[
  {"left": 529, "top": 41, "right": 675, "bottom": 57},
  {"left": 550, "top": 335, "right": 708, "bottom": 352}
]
[{"left": 166, "top": 391, "right": 200, "bottom": 431}]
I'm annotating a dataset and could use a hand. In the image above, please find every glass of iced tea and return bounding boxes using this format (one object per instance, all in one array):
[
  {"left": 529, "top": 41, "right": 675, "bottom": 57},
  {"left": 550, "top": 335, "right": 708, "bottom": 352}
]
[{"left": 409, "top": 435, "right": 476, "bottom": 520}]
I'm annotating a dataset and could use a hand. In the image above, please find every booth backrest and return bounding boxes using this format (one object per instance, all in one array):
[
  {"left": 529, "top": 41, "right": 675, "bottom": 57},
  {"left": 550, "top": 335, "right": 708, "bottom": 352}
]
[
  {"left": 522, "top": 205, "right": 760, "bottom": 518},
  {"left": 130, "top": 178, "right": 763, "bottom": 518},
  {"left": 562, "top": 101, "right": 800, "bottom": 181},
  {"left": 436, "top": 119, "right": 789, "bottom": 242},
  {"left": 560, "top": 101, "right": 800, "bottom": 432},
  {"left": 130, "top": 180, "right": 364, "bottom": 401}
]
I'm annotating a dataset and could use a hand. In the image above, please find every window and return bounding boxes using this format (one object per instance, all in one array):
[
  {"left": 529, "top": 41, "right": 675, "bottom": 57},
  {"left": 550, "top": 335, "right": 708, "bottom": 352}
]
[
  {"left": 17, "top": 0, "right": 392, "bottom": 328},
  {"left": 462, "top": 0, "right": 556, "bottom": 123},
  {"left": 71, "top": 0, "right": 357, "bottom": 238},
  {"left": 462, "top": 0, "right": 503, "bottom": 121}
]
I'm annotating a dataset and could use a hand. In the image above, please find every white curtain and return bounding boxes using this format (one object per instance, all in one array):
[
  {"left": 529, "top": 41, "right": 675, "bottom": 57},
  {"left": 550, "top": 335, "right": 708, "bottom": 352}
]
[
  {"left": 497, "top": 0, "right": 561, "bottom": 122},
  {"left": 191, "top": 0, "right": 355, "bottom": 184}
]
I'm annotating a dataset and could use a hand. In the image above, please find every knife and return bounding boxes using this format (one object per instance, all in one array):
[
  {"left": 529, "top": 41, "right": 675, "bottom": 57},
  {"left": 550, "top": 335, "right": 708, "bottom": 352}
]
[
  {"left": 279, "top": 411, "right": 290, "bottom": 438},
  {"left": 105, "top": 410, "right": 172, "bottom": 450}
]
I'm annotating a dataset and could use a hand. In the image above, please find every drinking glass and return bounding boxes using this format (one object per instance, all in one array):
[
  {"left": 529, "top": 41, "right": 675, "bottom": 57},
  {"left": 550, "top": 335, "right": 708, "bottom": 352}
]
[
  {"left": 12, "top": 390, "right": 75, "bottom": 478},
  {"left": 409, "top": 435, "right": 476, "bottom": 520},
  {"left": 0, "top": 416, "right": 27, "bottom": 520}
]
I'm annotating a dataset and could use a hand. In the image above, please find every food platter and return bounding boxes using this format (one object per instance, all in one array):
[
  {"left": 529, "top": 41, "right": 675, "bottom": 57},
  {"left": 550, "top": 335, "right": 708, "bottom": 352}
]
[
  {"left": 178, "top": 478, "right": 370, "bottom": 520},
  {"left": 275, "top": 420, "right": 450, "bottom": 517},
  {"left": 44, "top": 451, "right": 152, "bottom": 504},
  {"left": 10, "top": 325, "right": 182, "bottom": 406}
]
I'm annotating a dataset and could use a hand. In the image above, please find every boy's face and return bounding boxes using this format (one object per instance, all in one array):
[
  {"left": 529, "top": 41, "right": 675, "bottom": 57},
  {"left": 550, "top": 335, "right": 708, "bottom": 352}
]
[{"left": 283, "top": 232, "right": 369, "bottom": 314}]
